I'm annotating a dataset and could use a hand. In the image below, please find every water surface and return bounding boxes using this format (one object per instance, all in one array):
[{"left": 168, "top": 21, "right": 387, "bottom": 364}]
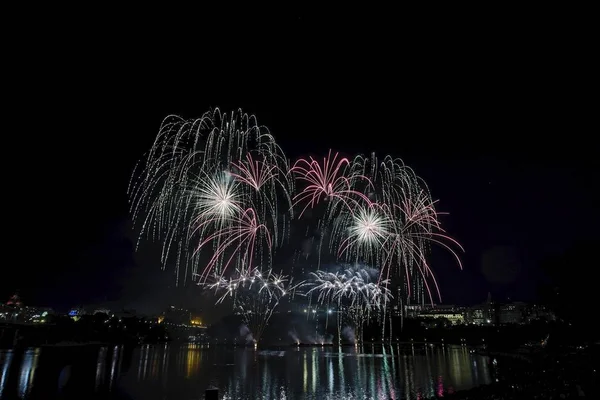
[{"left": 0, "top": 344, "right": 492, "bottom": 399}]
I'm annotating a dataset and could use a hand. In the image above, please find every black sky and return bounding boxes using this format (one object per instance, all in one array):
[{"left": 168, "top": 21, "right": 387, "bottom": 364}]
[{"left": 3, "top": 11, "right": 597, "bottom": 313}]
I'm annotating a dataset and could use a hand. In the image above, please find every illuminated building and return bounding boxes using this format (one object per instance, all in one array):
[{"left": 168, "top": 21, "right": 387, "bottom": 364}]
[
  {"left": 30, "top": 311, "right": 49, "bottom": 324},
  {"left": 466, "top": 306, "right": 488, "bottom": 325},
  {"left": 68, "top": 308, "right": 83, "bottom": 321},
  {"left": 404, "top": 305, "right": 423, "bottom": 318},
  {"left": 463, "top": 293, "right": 496, "bottom": 325},
  {"left": 1, "top": 294, "right": 54, "bottom": 323},
  {"left": 418, "top": 312, "right": 465, "bottom": 325}
]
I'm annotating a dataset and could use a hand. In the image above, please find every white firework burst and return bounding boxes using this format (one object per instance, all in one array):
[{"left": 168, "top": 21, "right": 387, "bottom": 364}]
[
  {"left": 190, "top": 172, "right": 241, "bottom": 227},
  {"left": 347, "top": 206, "right": 390, "bottom": 247}
]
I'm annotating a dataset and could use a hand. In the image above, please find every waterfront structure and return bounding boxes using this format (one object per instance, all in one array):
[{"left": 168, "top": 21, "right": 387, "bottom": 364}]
[{"left": 418, "top": 311, "right": 465, "bottom": 325}]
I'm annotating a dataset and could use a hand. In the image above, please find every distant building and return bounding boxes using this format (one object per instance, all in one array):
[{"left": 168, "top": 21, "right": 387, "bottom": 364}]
[
  {"left": 462, "top": 293, "right": 496, "bottom": 325},
  {"left": 68, "top": 307, "right": 85, "bottom": 321},
  {"left": 68, "top": 307, "right": 85, "bottom": 316},
  {"left": 465, "top": 306, "right": 492, "bottom": 325},
  {"left": 405, "top": 304, "right": 423, "bottom": 318},
  {"left": 1, "top": 294, "right": 54, "bottom": 323},
  {"left": 395, "top": 296, "right": 554, "bottom": 327},
  {"left": 30, "top": 309, "right": 51, "bottom": 324},
  {"left": 418, "top": 312, "right": 464, "bottom": 325},
  {"left": 498, "top": 302, "right": 525, "bottom": 324}
]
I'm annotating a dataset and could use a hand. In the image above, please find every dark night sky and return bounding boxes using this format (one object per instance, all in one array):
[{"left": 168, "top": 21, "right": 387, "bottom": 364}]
[{"left": 3, "top": 11, "right": 597, "bottom": 314}]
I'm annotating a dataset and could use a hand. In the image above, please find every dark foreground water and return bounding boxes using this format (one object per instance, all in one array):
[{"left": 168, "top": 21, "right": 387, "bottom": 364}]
[{"left": 0, "top": 344, "right": 492, "bottom": 399}]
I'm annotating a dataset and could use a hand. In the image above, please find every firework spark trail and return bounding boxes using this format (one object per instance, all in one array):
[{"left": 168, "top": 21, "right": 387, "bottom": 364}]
[
  {"left": 230, "top": 153, "right": 280, "bottom": 192},
  {"left": 189, "top": 171, "right": 241, "bottom": 227},
  {"left": 291, "top": 149, "right": 462, "bottom": 306},
  {"left": 193, "top": 208, "right": 272, "bottom": 282},
  {"left": 335, "top": 203, "right": 392, "bottom": 269},
  {"left": 290, "top": 150, "right": 372, "bottom": 218},
  {"left": 204, "top": 268, "right": 304, "bottom": 343},
  {"left": 303, "top": 266, "right": 392, "bottom": 343},
  {"left": 290, "top": 150, "right": 375, "bottom": 269},
  {"left": 327, "top": 153, "right": 465, "bottom": 305},
  {"left": 228, "top": 152, "right": 294, "bottom": 250},
  {"left": 129, "top": 109, "right": 293, "bottom": 285},
  {"left": 305, "top": 268, "right": 392, "bottom": 313}
]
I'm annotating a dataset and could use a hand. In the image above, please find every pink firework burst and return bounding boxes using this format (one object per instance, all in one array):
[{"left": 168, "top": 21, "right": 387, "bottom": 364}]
[
  {"left": 229, "top": 154, "right": 279, "bottom": 191},
  {"left": 291, "top": 150, "right": 372, "bottom": 217},
  {"left": 377, "top": 194, "right": 464, "bottom": 304},
  {"left": 194, "top": 207, "right": 272, "bottom": 283}
]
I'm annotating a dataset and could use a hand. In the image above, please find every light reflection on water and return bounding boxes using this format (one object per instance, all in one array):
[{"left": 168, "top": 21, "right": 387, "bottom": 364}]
[
  {"left": 0, "top": 344, "right": 491, "bottom": 399},
  {"left": 0, "top": 350, "right": 13, "bottom": 397},
  {"left": 123, "top": 344, "right": 491, "bottom": 399},
  {"left": 17, "top": 348, "right": 39, "bottom": 398}
]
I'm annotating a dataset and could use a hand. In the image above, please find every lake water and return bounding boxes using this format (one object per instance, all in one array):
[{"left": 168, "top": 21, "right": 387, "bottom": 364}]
[{"left": 0, "top": 344, "right": 492, "bottom": 399}]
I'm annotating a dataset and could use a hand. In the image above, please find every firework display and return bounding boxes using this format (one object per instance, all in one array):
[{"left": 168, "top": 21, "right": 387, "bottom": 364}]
[
  {"left": 290, "top": 153, "right": 462, "bottom": 342},
  {"left": 205, "top": 268, "right": 303, "bottom": 343},
  {"left": 290, "top": 150, "right": 371, "bottom": 218},
  {"left": 295, "top": 153, "right": 464, "bottom": 304},
  {"left": 303, "top": 266, "right": 392, "bottom": 343},
  {"left": 129, "top": 109, "right": 294, "bottom": 285},
  {"left": 129, "top": 108, "right": 462, "bottom": 343}
]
